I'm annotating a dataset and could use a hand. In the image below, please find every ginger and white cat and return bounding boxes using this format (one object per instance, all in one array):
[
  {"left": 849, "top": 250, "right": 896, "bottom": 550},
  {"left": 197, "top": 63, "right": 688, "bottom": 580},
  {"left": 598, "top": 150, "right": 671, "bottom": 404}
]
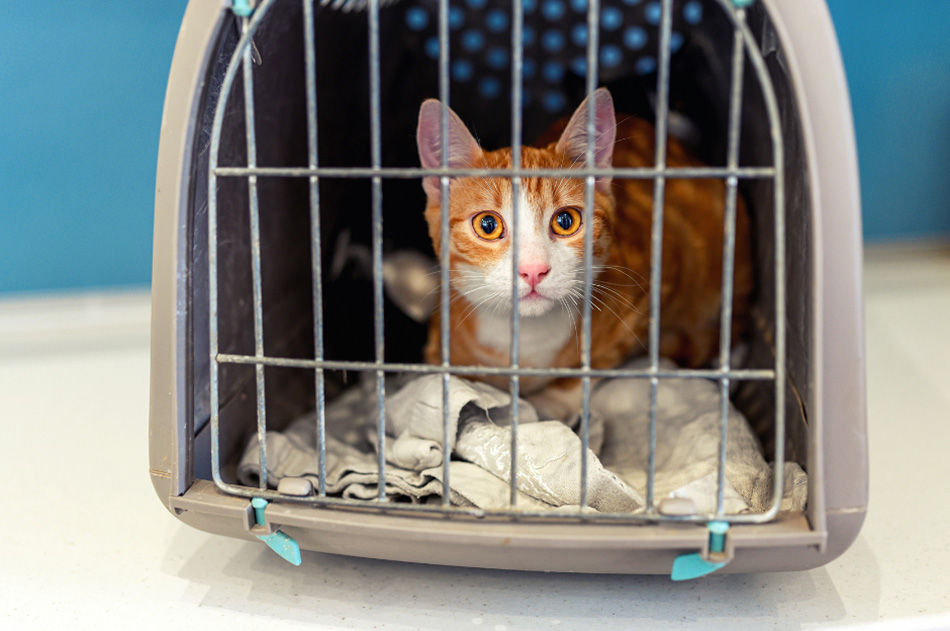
[{"left": 416, "top": 88, "right": 752, "bottom": 420}]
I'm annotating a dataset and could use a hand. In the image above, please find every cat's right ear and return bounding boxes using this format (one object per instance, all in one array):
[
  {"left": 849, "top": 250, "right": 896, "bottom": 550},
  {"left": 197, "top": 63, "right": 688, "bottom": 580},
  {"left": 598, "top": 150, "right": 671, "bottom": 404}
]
[{"left": 417, "top": 99, "right": 483, "bottom": 200}]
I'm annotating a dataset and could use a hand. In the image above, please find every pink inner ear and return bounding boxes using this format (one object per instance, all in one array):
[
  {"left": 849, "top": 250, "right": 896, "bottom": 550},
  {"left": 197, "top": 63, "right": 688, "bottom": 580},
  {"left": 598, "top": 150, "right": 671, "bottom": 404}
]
[
  {"left": 417, "top": 100, "right": 482, "bottom": 170},
  {"left": 556, "top": 88, "right": 617, "bottom": 172},
  {"left": 417, "top": 100, "right": 483, "bottom": 199}
]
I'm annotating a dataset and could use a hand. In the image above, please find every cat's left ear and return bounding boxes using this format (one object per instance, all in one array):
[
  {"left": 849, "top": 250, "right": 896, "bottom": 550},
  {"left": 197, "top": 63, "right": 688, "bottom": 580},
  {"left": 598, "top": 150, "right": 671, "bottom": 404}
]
[
  {"left": 417, "top": 99, "right": 484, "bottom": 201},
  {"left": 556, "top": 88, "right": 617, "bottom": 192}
]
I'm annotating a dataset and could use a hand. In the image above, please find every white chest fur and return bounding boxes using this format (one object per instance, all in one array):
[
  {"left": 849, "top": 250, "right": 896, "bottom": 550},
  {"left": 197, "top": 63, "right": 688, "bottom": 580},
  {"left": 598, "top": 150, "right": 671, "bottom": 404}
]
[{"left": 474, "top": 305, "right": 575, "bottom": 367}]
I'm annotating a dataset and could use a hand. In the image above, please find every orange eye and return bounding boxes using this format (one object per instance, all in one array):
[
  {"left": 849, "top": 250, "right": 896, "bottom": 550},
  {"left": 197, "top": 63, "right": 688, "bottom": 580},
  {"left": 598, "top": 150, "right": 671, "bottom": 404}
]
[
  {"left": 472, "top": 211, "right": 505, "bottom": 240},
  {"left": 551, "top": 207, "right": 582, "bottom": 237}
]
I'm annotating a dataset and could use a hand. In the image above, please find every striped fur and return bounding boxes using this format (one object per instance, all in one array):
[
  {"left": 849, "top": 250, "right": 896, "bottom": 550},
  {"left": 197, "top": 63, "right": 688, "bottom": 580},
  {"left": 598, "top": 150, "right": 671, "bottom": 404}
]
[{"left": 416, "top": 89, "right": 752, "bottom": 419}]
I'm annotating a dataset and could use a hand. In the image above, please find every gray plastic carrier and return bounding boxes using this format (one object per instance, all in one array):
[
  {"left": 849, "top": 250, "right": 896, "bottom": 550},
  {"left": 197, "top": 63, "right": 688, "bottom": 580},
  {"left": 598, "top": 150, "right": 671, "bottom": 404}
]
[{"left": 150, "top": 0, "right": 867, "bottom": 576}]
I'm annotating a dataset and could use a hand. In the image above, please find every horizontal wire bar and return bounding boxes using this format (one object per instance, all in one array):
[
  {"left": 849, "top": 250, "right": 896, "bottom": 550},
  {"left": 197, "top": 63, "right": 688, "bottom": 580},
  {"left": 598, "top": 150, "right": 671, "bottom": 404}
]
[
  {"left": 213, "top": 165, "right": 776, "bottom": 179},
  {"left": 215, "top": 353, "right": 775, "bottom": 380},
  {"left": 211, "top": 479, "right": 792, "bottom": 525}
]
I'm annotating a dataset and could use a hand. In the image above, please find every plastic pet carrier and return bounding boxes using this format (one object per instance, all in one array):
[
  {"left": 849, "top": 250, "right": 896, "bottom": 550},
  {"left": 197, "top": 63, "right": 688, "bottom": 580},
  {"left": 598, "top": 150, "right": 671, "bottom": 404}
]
[{"left": 150, "top": 0, "right": 867, "bottom": 578}]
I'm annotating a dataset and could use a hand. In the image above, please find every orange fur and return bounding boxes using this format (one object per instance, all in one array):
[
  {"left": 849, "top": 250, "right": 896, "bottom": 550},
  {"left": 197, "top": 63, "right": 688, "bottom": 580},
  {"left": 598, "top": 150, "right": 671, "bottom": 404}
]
[{"left": 419, "top": 95, "right": 752, "bottom": 417}]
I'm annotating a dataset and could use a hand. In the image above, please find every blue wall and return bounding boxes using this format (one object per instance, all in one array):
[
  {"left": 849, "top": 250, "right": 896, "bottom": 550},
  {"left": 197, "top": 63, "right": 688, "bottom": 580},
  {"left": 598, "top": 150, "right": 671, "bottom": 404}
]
[
  {"left": 0, "top": 1, "right": 947, "bottom": 294},
  {"left": 0, "top": 0, "right": 188, "bottom": 294},
  {"left": 828, "top": 0, "right": 950, "bottom": 241}
]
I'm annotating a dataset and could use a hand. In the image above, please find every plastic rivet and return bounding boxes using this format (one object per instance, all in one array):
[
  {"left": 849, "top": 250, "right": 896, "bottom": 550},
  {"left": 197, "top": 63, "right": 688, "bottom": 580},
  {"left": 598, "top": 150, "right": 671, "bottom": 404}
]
[
  {"left": 251, "top": 497, "right": 268, "bottom": 526},
  {"left": 232, "top": 0, "right": 253, "bottom": 17}
]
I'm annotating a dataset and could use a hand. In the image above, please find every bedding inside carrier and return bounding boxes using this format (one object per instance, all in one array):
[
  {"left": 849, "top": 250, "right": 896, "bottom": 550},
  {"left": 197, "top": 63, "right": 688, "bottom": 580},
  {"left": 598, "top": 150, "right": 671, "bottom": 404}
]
[{"left": 189, "top": 0, "right": 813, "bottom": 518}]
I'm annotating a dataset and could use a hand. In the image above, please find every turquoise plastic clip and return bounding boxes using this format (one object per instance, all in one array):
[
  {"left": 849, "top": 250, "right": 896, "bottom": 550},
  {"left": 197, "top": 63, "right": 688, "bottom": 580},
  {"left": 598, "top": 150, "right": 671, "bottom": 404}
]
[
  {"left": 671, "top": 521, "right": 731, "bottom": 581},
  {"left": 732, "top": 0, "right": 755, "bottom": 7},
  {"left": 251, "top": 498, "right": 302, "bottom": 566},
  {"left": 232, "top": 0, "right": 254, "bottom": 17}
]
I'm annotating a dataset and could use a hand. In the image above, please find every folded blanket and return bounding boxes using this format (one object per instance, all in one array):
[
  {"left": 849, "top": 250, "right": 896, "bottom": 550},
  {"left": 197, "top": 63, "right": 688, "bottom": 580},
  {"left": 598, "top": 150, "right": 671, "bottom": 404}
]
[{"left": 237, "top": 358, "right": 806, "bottom": 514}]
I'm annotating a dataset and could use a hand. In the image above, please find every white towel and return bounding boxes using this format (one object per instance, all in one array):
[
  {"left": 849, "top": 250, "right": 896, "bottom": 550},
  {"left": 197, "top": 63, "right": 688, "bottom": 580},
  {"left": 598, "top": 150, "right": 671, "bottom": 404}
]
[{"left": 237, "top": 358, "right": 806, "bottom": 514}]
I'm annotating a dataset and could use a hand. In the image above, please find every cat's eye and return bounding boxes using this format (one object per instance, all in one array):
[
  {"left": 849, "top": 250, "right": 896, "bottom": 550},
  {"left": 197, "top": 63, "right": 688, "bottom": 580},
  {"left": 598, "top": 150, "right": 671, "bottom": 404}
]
[
  {"left": 551, "top": 207, "right": 582, "bottom": 237},
  {"left": 472, "top": 211, "right": 505, "bottom": 240}
]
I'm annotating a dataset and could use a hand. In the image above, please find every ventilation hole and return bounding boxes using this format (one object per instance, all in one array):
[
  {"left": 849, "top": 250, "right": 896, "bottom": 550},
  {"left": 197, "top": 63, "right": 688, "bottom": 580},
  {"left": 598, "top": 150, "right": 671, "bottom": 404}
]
[
  {"left": 542, "top": 0, "right": 566, "bottom": 21},
  {"left": 636, "top": 55, "right": 657, "bottom": 74},
  {"left": 570, "top": 0, "right": 587, "bottom": 12},
  {"left": 452, "top": 59, "right": 475, "bottom": 82},
  {"left": 683, "top": 0, "right": 703, "bottom": 24},
  {"left": 542, "top": 29, "right": 566, "bottom": 53},
  {"left": 462, "top": 29, "right": 485, "bottom": 52},
  {"left": 624, "top": 25, "right": 647, "bottom": 49},
  {"left": 523, "top": 26, "right": 536, "bottom": 46},
  {"left": 486, "top": 9, "right": 508, "bottom": 33},
  {"left": 486, "top": 47, "right": 508, "bottom": 69},
  {"left": 601, "top": 6, "right": 623, "bottom": 31},
  {"left": 542, "top": 60, "right": 566, "bottom": 83},
  {"left": 622, "top": 0, "right": 642, "bottom": 5},
  {"left": 543, "top": 90, "right": 567, "bottom": 112},
  {"left": 523, "top": 57, "right": 537, "bottom": 78},
  {"left": 670, "top": 31, "right": 684, "bottom": 52},
  {"left": 405, "top": 6, "right": 428, "bottom": 31},
  {"left": 600, "top": 44, "right": 622, "bottom": 68},
  {"left": 479, "top": 76, "right": 502, "bottom": 99},
  {"left": 524, "top": 0, "right": 538, "bottom": 13},
  {"left": 571, "top": 23, "right": 588, "bottom": 46},
  {"left": 425, "top": 36, "right": 440, "bottom": 59},
  {"left": 645, "top": 1, "right": 661, "bottom": 25},
  {"left": 466, "top": 0, "right": 487, "bottom": 9},
  {"left": 570, "top": 56, "right": 587, "bottom": 76},
  {"left": 450, "top": 6, "right": 465, "bottom": 29}
]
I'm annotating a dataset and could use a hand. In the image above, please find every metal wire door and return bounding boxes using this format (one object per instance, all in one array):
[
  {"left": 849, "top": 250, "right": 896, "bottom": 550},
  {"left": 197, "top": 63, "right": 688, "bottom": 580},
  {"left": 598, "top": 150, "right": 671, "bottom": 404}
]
[{"left": 206, "top": 0, "right": 787, "bottom": 526}]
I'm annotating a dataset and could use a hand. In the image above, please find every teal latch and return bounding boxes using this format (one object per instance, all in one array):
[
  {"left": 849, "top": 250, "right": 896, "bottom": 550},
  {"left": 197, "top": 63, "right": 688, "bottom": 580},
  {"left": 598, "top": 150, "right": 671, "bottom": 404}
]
[
  {"left": 251, "top": 497, "right": 302, "bottom": 566},
  {"left": 732, "top": 0, "right": 756, "bottom": 7},
  {"left": 671, "top": 521, "right": 731, "bottom": 581},
  {"left": 232, "top": 0, "right": 254, "bottom": 17}
]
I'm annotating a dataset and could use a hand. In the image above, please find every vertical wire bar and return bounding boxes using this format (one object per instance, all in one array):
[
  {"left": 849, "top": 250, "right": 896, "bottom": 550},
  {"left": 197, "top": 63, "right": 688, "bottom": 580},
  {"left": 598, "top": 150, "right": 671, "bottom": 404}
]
[
  {"left": 508, "top": 0, "right": 524, "bottom": 507},
  {"left": 716, "top": 17, "right": 746, "bottom": 517},
  {"left": 437, "top": 0, "right": 452, "bottom": 507},
  {"left": 579, "top": 0, "right": 601, "bottom": 511},
  {"left": 646, "top": 0, "right": 674, "bottom": 513},
  {"left": 302, "top": 0, "right": 327, "bottom": 497},
  {"left": 208, "top": 96, "right": 223, "bottom": 490},
  {"left": 241, "top": 16, "right": 268, "bottom": 491},
  {"left": 368, "top": 0, "right": 386, "bottom": 502},
  {"left": 770, "top": 37, "right": 787, "bottom": 523}
]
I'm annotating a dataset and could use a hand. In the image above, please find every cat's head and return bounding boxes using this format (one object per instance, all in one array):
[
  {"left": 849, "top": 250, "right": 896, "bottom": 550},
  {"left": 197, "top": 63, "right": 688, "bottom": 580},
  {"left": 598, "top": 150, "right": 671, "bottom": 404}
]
[{"left": 416, "top": 88, "right": 617, "bottom": 318}]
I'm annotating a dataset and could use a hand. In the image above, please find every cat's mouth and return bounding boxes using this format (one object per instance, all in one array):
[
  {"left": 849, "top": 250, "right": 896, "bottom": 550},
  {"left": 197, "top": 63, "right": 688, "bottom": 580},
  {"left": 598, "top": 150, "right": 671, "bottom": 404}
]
[{"left": 517, "top": 289, "right": 557, "bottom": 317}]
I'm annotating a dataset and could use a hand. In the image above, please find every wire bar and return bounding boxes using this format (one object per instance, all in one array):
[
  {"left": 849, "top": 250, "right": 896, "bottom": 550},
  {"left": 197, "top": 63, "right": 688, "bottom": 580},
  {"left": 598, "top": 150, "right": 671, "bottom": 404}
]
[
  {"left": 716, "top": 16, "right": 746, "bottom": 517},
  {"left": 213, "top": 165, "right": 776, "bottom": 179},
  {"left": 368, "top": 0, "right": 386, "bottom": 502},
  {"left": 204, "top": 0, "right": 789, "bottom": 527},
  {"left": 438, "top": 0, "right": 452, "bottom": 508},
  {"left": 722, "top": 1, "right": 788, "bottom": 521},
  {"left": 302, "top": 0, "right": 327, "bottom": 497},
  {"left": 508, "top": 0, "right": 524, "bottom": 508},
  {"left": 240, "top": 16, "right": 269, "bottom": 492},
  {"left": 578, "top": 0, "right": 602, "bottom": 510},
  {"left": 644, "top": 0, "right": 674, "bottom": 513},
  {"left": 216, "top": 353, "right": 776, "bottom": 379},
  {"left": 207, "top": 477, "right": 813, "bottom": 526},
  {"left": 206, "top": 0, "right": 280, "bottom": 493}
]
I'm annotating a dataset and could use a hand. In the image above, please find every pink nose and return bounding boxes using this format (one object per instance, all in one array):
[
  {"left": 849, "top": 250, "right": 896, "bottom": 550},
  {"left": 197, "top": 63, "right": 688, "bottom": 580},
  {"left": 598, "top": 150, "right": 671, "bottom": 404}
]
[{"left": 519, "top": 261, "right": 551, "bottom": 289}]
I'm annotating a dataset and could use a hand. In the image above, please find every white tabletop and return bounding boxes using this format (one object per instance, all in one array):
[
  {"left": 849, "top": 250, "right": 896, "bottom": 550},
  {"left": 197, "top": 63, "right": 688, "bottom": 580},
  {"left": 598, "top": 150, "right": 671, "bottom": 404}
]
[{"left": 2, "top": 247, "right": 949, "bottom": 630}]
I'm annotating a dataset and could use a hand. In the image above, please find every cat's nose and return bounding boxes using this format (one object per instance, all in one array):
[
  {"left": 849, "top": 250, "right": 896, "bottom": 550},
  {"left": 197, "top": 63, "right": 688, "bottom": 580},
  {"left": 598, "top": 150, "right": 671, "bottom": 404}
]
[{"left": 519, "top": 261, "right": 551, "bottom": 289}]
